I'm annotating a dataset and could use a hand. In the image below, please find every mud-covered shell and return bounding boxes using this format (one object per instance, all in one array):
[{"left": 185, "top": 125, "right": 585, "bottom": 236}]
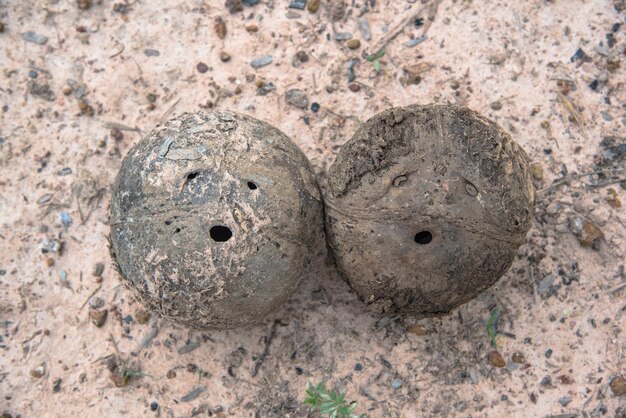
[
  {"left": 325, "top": 104, "right": 534, "bottom": 315},
  {"left": 109, "top": 111, "right": 323, "bottom": 329}
]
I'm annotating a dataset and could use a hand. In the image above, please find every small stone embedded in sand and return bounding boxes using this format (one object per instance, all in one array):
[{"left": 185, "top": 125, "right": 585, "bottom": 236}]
[
  {"left": 568, "top": 215, "right": 603, "bottom": 248},
  {"left": 21, "top": 31, "right": 48, "bottom": 44},
  {"left": 325, "top": 105, "right": 534, "bottom": 315},
  {"left": 109, "top": 111, "right": 323, "bottom": 329},
  {"left": 610, "top": 375, "right": 626, "bottom": 397},
  {"left": 307, "top": 0, "right": 320, "bottom": 13},
  {"left": 346, "top": 39, "right": 361, "bottom": 49},
  {"left": 288, "top": 0, "right": 306, "bottom": 9},
  {"left": 225, "top": 0, "right": 243, "bottom": 13},
  {"left": 488, "top": 351, "right": 506, "bottom": 368},
  {"left": 89, "top": 308, "right": 107, "bottom": 327},
  {"left": 285, "top": 89, "right": 309, "bottom": 109},
  {"left": 511, "top": 352, "right": 526, "bottom": 364},
  {"left": 144, "top": 48, "right": 160, "bottom": 57},
  {"left": 250, "top": 55, "right": 273, "bottom": 68}
]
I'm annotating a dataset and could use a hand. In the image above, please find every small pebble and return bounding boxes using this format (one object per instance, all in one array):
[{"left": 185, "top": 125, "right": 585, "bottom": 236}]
[
  {"left": 31, "top": 365, "right": 45, "bottom": 378},
  {"left": 150, "top": 401, "right": 159, "bottom": 411},
  {"left": 242, "top": 0, "right": 259, "bottom": 5},
  {"left": 93, "top": 263, "right": 105, "bottom": 277},
  {"left": 53, "top": 378, "right": 62, "bottom": 393},
  {"left": 347, "top": 39, "right": 361, "bottom": 50},
  {"left": 311, "top": 102, "right": 320, "bottom": 113},
  {"left": 558, "top": 396, "right": 572, "bottom": 407},
  {"left": 22, "top": 31, "right": 49, "bottom": 45},
  {"left": 545, "top": 348, "right": 553, "bottom": 358},
  {"left": 288, "top": 0, "right": 306, "bottom": 9},
  {"left": 610, "top": 376, "right": 626, "bottom": 397},
  {"left": 354, "top": 363, "right": 363, "bottom": 371},
  {"left": 89, "top": 308, "right": 108, "bottom": 327},
  {"left": 334, "top": 32, "right": 352, "bottom": 41},
  {"left": 220, "top": 51, "right": 231, "bottom": 62},
  {"left": 391, "top": 378, "right": 403, "bottom": 390},
  {"left": 0, "top": 22, "right": 5, "bottom": 33},
  {"left": 144, "top": 48, "right": 160, "bottom": 57},
  {"left": 225, "top": 0, "right": 243, "bottom": 13},
  {"left": 197, "top": 62, "right": 209, "bottom": 73},
  {"left": 511, "top": 352, "right": 526, "bottom": 364},
  {"left": 307, "top": 0, "right": 320, "bottom": 13},
  {"left": 245, "top": 24, "right": 258, "bottom": 33},
  {"left": 136, "top": 309, "right": 151, "bottom": 324},
  {"left": 568, "top": 216, "right": 603, "bottom": 248},
  {"left": 28, "top": 70, "right": 38, "bottom": 78},
  {"left": 166, "top": 369, "right": 177, "bottom": 379},
  {"left": 214, "top": 16, "right": 227, "bottom": 39},
  {"left": 348, "top": 83, "right": 361, "bottom": 92},
  {"left": 488, "top": 351, "right": 506, "bottom": 368},
  {"left": 285, "top": 89, "right": 309, "bottom": 109},
  {"left": 250, "top": 55, "right": 272, "bottom": 69},
  {"left": 490, "top": 101, "right": 502, "bottom": 111}
]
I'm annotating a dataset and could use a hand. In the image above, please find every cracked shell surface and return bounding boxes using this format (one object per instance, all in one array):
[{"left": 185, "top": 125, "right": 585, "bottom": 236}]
[
  {"left": 109, "top": 111, "right": 323, "bottom": 329},
  {"left": 325, "top": 104, "right": 534, "bottom": 315}
]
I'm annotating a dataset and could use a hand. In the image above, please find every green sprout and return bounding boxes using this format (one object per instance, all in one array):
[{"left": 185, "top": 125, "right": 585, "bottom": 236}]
[
  {"left": 304, "top": 382, "right": 366, "bottom": 418},
  {"left": 486, "top": 305, "right": 500, "bottom": 348},
  {"left": 366, "top": 50, "right": 385, "bottom": 73}
]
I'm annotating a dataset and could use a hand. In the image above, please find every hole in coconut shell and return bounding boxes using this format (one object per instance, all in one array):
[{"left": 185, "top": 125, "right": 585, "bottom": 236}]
[
  {"left": 414, "top": 231, "right": 432, "bottom": 244},
  {"left": 210, "top": 225, "right": 232, "bottom": 242}
]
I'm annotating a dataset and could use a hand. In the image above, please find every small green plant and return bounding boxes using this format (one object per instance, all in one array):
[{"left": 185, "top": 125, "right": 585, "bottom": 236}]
[
  {"left": 366, "top": 49, "right": 385, "bottom": 73},
  {"left": 486, "top": 305, "right": 500, "bottom": 348},
  {"left": 304, "top": 382, "right": 366, "bottom": 418}
]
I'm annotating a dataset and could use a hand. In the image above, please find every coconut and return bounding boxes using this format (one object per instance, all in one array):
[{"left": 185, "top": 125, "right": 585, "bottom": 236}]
[
  {"left": 109, "top": 111, "right": 323, "bottom": 329},
  {"left": 325, "top": 104, "right": 534, "bottom": 315}
]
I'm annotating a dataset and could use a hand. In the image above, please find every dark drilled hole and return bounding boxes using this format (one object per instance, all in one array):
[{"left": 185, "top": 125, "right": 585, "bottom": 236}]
[
  {"left": 414, "top": 231, "right": 432, "bottom": 244},
  {"left": 210, "top": 225, "right": 232, "bottom": 242},
  {"left": 187, "top": 172, "right": 199, "bottom": 180},
  {"left": 247, "top": 181, "right": 257, "bottom": 190}
]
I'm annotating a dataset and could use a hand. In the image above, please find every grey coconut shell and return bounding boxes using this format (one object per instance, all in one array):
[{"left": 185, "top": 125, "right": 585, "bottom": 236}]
[
  {"left": 325, "top": 104, "right": 534, "bottom": 315},
  {"left": 109, "top": 111, "right": 323, "bottom": 329}
]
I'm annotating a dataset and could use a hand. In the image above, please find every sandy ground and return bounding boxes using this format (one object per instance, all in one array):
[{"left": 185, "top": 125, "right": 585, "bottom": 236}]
[{"left": 1, "top": 0, "right": 625, "bottom": 417}]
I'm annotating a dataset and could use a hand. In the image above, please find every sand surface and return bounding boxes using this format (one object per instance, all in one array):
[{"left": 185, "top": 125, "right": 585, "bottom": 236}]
[{"left": 1, "top": 0, "right": 625, "bottom": 417}]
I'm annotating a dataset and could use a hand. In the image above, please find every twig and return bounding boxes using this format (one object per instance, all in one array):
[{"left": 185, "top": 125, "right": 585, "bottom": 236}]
[
  {"left": 537, "top": 168, "right": 626, "bottom": 194},
  {"left": 160, "top": 98, "right": 181, "bottom": 124},
  {"left": 251, "top": 320, "right": 280, "bottom": 377},
  {"left": 80, "top": 283, "right": 103, "bottom": 310},
  {"left": 529, "top": 263, "right": 537, "bottom": 304},
  {"left": 370, "top": 0, "right": 441, "bottom": 55},
  {"left": 109, "top": 333, "right": 121, "bottom": 358},
  {"left": 109, "top": 43, "right": 125, "bottom": 59},
  {"left": 75, "top": 194, "right": 85, "bottom": 224},
  {"left": 103, "top": 121, "right": 141, "bottom": 133},
  {"left": 607, "top": 283, "right": 626, "bottom": 295}
]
